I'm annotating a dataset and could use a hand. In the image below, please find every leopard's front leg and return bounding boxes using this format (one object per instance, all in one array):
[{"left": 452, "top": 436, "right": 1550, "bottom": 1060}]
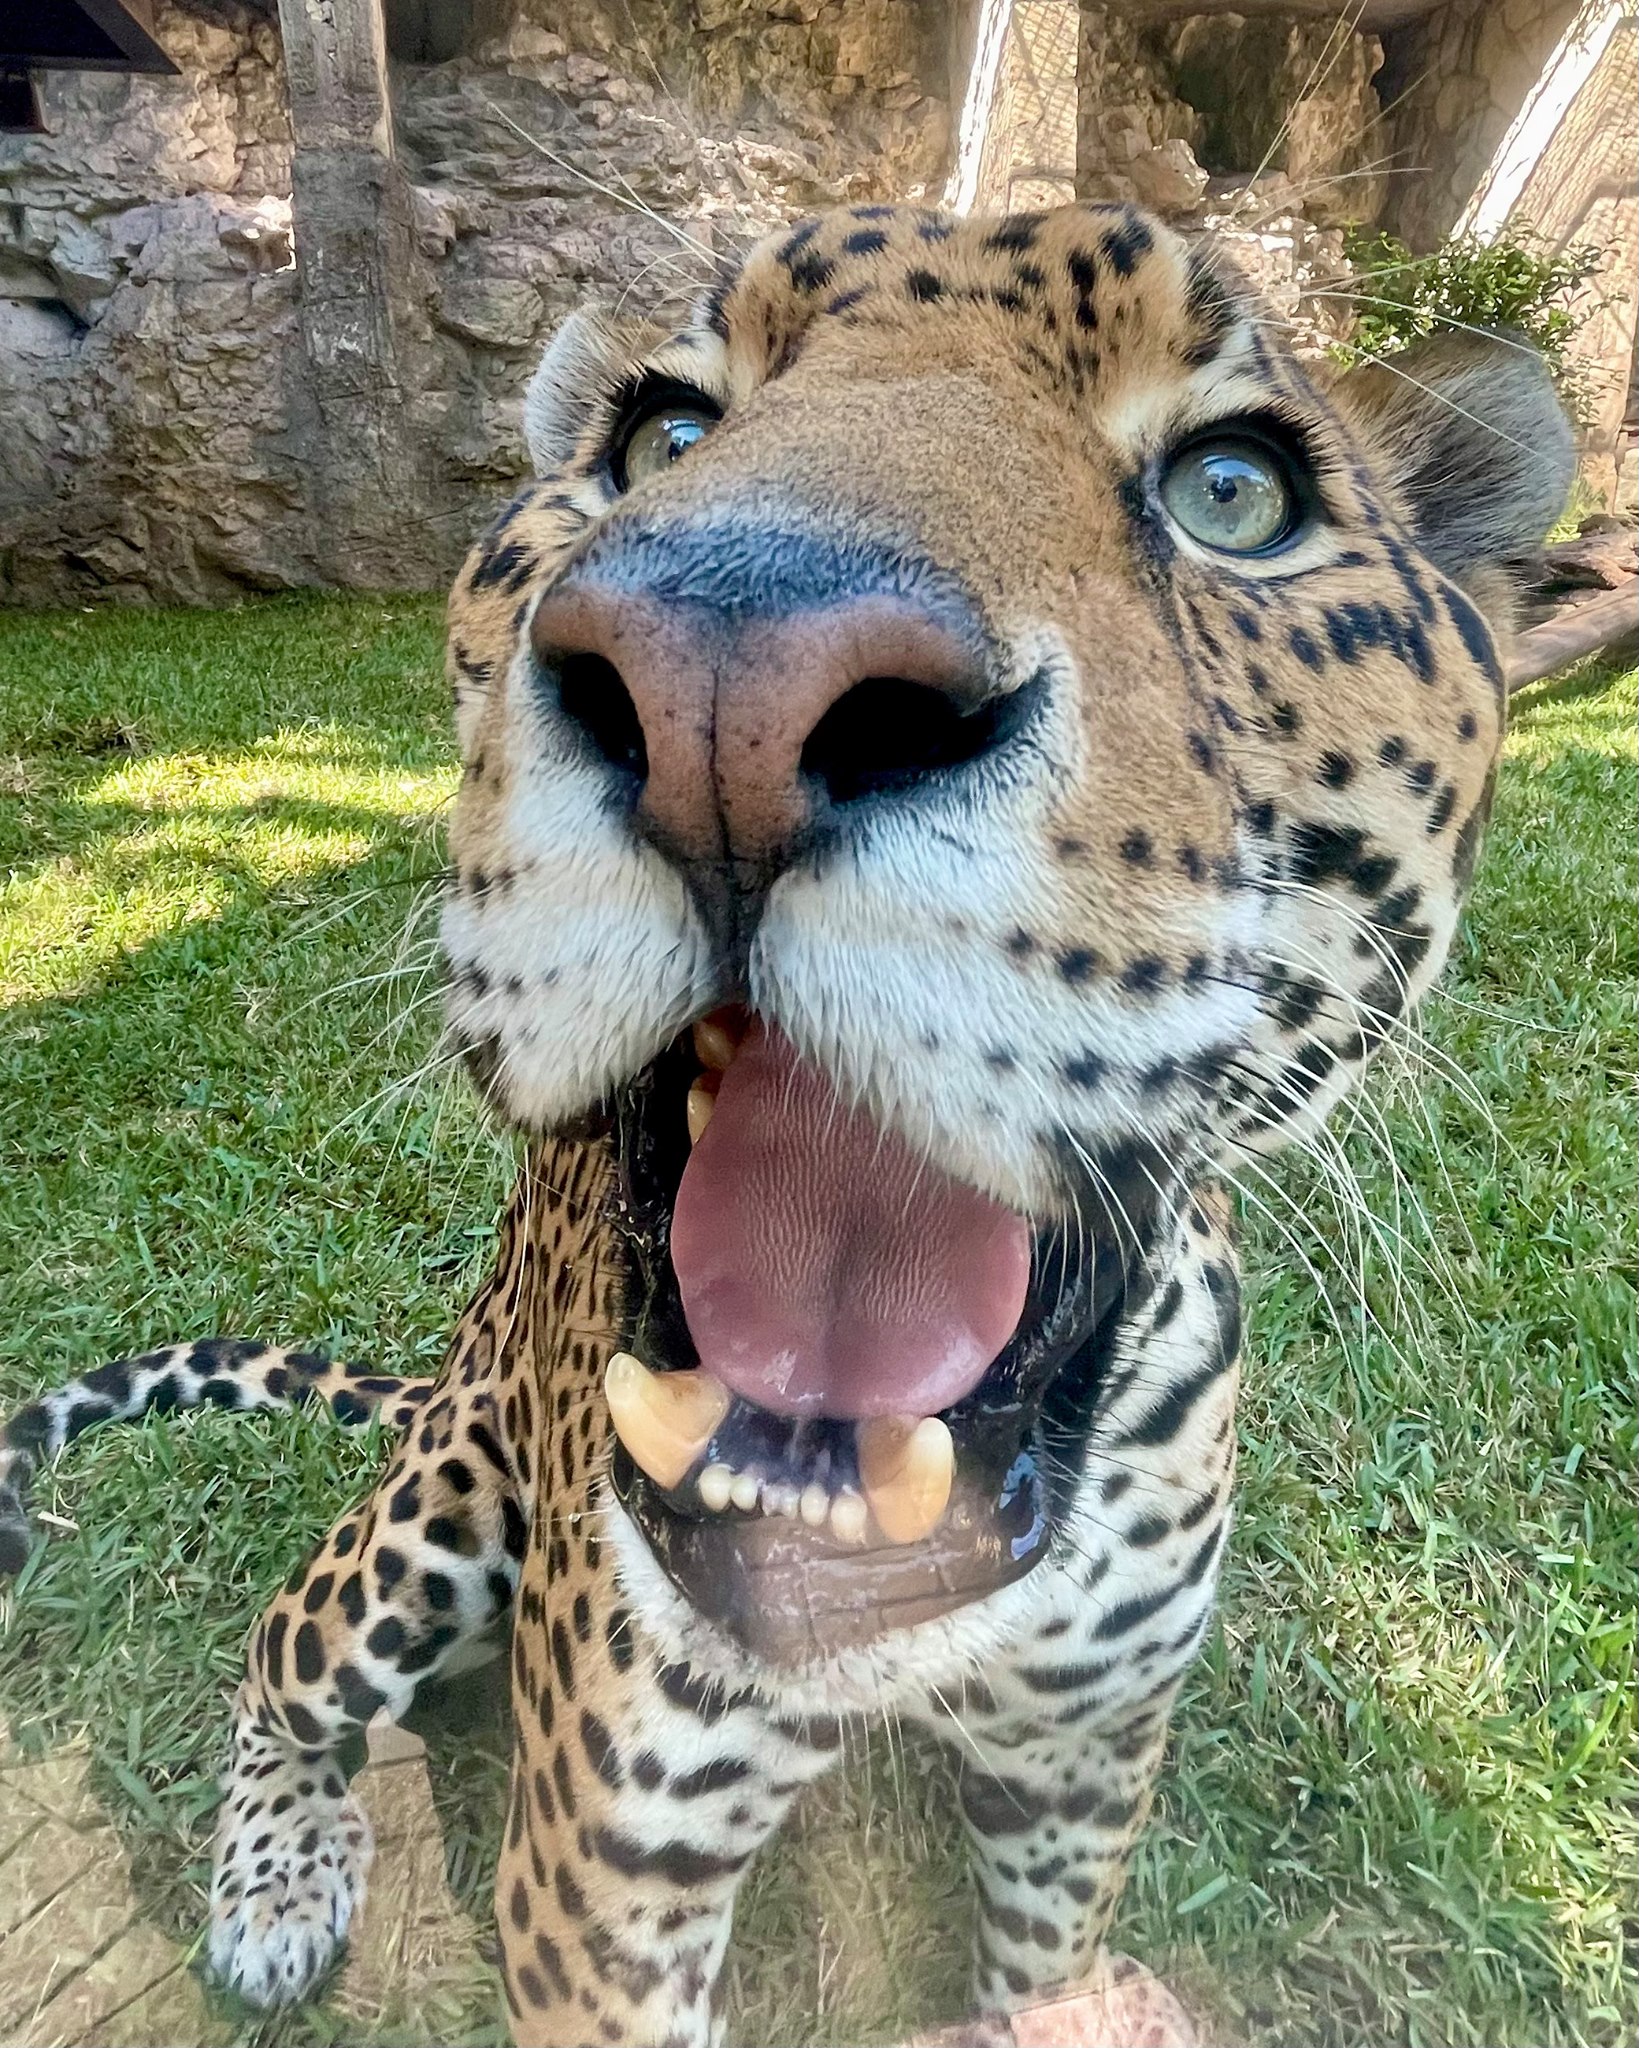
[
  {"left": 206, "top": 1194, "right": 539, "bottom": 2008},
  {"left": 497, "top": 1500, "right": 841, "bottom": 2048},
  {"left": 206, "top": 1365, "right": 526, "bottom": 2004},
  {"left": 931, "top": 1195, "right": 1241, "bottom": 2017},
  {"left": 952, "top": 1664, "right": 1195, "bottom": 2013},
  {"left": 489, "top": 1141, "right": 841, "bottom": 2047}
]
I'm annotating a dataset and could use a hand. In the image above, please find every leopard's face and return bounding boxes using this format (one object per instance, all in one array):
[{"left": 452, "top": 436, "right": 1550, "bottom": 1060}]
[{"left": 440, "top": 203, "right": 1570, "bottom": 1668}]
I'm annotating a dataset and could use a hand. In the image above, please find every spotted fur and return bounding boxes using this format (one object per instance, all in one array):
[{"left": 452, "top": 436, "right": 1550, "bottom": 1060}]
[
  {"left": 2, "top": 202, "right": 1571, "bottom": 2046},
  {"left": 0, "top": 1340, "right": 431, "bottom": 1577}
]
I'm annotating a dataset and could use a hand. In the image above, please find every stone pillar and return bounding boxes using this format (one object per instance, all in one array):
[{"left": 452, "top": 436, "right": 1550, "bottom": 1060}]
[
  {"left": 1000, "top": 2, "right": 1079, "bottom": 212},
  {"left": 276, "top": 0, "right": 435, "bottom": 586},
  {"left": 953, "top": 1, "right": 1078, "bottom": 215}
]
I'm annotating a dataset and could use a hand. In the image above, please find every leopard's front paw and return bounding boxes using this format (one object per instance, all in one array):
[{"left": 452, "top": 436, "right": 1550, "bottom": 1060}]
[{"left": 208, "top": 1764, "right": 374, "bottom": 2007}]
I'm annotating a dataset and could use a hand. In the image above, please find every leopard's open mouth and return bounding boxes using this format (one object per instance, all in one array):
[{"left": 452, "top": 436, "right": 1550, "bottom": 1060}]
[{"left": 604, "top": 1009, "right": 1162, "bottom": 1667}]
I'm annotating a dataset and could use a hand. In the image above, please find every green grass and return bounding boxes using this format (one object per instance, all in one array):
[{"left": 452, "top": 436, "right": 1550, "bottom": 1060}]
[{"left": 0, "top": 599, "right": 1632, "bottom": 2048}]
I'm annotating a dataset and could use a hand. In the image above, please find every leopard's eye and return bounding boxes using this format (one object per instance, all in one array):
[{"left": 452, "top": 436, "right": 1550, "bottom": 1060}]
[
  {"left": 1159, "top": 435, "right": 1299, "bottom": 555},
  {"left": 613, "top": 393, "right": 719, "bottom": 490}
]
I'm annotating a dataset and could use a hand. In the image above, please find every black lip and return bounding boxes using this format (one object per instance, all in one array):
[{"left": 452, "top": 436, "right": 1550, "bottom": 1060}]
[{"left": 604, "top": 1031, "right": 1167, "bottom": 1665}]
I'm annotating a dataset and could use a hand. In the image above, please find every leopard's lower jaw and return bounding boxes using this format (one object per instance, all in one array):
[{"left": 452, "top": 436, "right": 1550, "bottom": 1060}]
[
  {"left": 610, "top": 1419, "right": 1051, "bottom": 1667},
  {"left": 599, "top": 1455, "right": 1064, "bottom": 1706}
]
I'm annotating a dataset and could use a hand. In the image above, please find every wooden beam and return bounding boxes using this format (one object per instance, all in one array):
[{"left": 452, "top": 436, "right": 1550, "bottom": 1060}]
[
  {"left": 1110, "top": 1, "right": 1442, "bottom": 26},
  {"left": 276, "top": 0, "right": 439, "bottom": 588},
  {"left": 1508, "top": 584, "right": 1639, "bottom": 692},
  {"left": 1, "top": 0, "right": 178, "bottom": 75}
]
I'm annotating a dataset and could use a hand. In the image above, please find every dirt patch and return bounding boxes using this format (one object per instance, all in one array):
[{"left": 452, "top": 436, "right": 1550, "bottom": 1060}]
[
  {"left": 0, "top": 1736, "right": 223, "bottom": 2048},
  {"left": 0, "top": 1720, "right": 488, "bottom": 2046}
]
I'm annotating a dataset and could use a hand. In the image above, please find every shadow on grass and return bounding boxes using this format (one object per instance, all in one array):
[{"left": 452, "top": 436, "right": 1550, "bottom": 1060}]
[{"left": 0, "top": 746, "right": 499, "bottom": 2037}]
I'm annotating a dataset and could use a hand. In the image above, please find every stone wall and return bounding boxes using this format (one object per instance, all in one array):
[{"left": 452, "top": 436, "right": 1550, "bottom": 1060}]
[
  {"left": 1069, "top": 8, "right": 1372, "bottom": 355},
  {"left": 1074, "top": 6, "right": 1201, "bottom": 200},
  {"left": 1067, "top": 4, "right": 1386, "bottom": 224},
  {"left": 0, "top": 0, "right": 952, "bottom": 606},
  {"left": 5, "top": 0, "right": 1629, "bottom": 604},
  {"left": 1379, "top": 0, "right": 1637, "bottom": 510},
  {"left": 0, "top": 3, "right": 301, "bottom": 603},
  {"left": 1378, "top": 0, "right": 1582, "bottom": 251},
  {"left": 1165, "top": 11, "right": 1387, "bottom": 226}
]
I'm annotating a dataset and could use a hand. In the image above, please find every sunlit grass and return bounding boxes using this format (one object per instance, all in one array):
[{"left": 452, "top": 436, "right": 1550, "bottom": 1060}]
[{"left": 0, "top": 600, "right": 1631, "bottom": 2047}]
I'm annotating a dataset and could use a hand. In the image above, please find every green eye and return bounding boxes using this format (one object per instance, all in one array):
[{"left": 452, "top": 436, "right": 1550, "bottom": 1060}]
[
  {"left": 1159, "top": 436, "right": 1298, "bottom": 555},
  {"left": 616, "top": 398, "right": 718, "bottom": 489}
]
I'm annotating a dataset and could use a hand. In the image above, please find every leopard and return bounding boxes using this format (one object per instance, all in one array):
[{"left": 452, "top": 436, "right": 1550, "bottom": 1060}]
[{"left": 0, "top": 200, "right": 1572, "bottom": 2047}]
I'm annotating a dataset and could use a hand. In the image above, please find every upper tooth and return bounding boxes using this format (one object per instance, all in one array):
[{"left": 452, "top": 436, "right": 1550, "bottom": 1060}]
[
  {"left": 604, "top": 1353, "right": 730, "bottom": 1491},
  {"left": 692, "top": 1010, "right": 743, "bottom": 1072},
  {"left": 857, "top": 1415, "right": 955, "bottom": 1545},
  {"left": 729, "top": 1469, "right": 761, "bottom": 1513}
]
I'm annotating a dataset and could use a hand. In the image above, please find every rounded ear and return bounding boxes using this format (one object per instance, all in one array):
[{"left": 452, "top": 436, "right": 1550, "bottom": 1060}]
[
  {"left": 522, "top": 306, "right": 662, "bottom": 476},
  {"left": 1329, "top": 329, "right": 1576, "bottom": 607}
]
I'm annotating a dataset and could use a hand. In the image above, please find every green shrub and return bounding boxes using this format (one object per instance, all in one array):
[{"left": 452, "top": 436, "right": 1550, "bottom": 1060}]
[{"left": 1338, "top": 227, "right": 1603, "bottom": 415}]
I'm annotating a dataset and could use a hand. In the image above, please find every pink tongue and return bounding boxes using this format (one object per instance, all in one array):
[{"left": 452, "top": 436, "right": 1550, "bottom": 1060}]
[{"left": 669, "top": 1022, "right": 1030, "bottom": 1420}]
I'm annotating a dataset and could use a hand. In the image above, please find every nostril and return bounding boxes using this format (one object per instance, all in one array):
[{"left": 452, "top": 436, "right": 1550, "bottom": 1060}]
[
  {"left": 800, "top": 677, "right": 1008, "bottom": 807},
  {"left": 548, "top": 650, "right": 648, "bottom": 783}
]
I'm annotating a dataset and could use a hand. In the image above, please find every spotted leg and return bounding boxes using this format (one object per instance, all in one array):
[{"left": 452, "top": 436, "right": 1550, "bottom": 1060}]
[
  {"left": 932, "top": 1199, "right": 1241, "bottom": 2017},
  {"left": 479, "top": 1143, "right": 834, "bottom": 2046},
  {"left": 949, "top": 1671, "right": 1188, "bottom": 2014},
  {"left": 208, "top": 1370, "right": 527, "bottom": 2006},
  {"left": 496, "top": 1501, "right": 843, "bottom": 2048}
]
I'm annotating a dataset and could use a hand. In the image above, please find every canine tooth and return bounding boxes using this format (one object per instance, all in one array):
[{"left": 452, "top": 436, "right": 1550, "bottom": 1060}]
[
  {"left": 857, "top": 1416, "right": 955, "bottom": 1546},
  {"left": 692, "top": 1009, "right": 744, "bottom": 1072},
  {"left": 604, "top": 1353, "right": 730, "bottom": 1491},
  {"left": 829, "top": 1489, "right": 869, "bottom": 1546},
  {"left": 730, "top": 1470, "right": 761, "bottom": 1513},
  {"left": 686, "top": 1081, "right": 716, "bottom": 1145},
  {"left": 799, "top": 1483, "right": 830, "bottom": 1528},
  {"left": 698, "top": 1463, "right": 734, "bottom": 1512}
]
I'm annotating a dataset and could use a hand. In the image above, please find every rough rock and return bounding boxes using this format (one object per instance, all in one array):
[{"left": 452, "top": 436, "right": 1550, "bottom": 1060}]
[
  {"left": 1128, "top": 138, "right": 1211, "bottom": 214},
  {"left": 0, "top": 0, "right": 953, "bottom": 605},
  {"left": 1167, "top": 11, "right": 1386, "bottom": 229},
  {"left": 0, "top": 184, "right": 306, "bottom": 606},
  {"left": 437, "top": 274, "right": 547, "bottom": 350},
  {"left": 1075, "top": 6, "right": 1203, "bottom": 207}
]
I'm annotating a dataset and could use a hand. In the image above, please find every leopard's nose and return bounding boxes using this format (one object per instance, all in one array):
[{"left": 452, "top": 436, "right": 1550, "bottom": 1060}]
[{"left": 529, "top": 574, "right": 1003, "bottom": 877}]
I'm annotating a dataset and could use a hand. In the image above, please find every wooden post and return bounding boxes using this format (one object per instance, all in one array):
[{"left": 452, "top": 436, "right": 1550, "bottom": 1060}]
[
  {"left": 276, "top": 0, "right": 437, "bottom": 587},
  {"left": 1508, "top": 584, "right": 1639, "bottom": 692}
]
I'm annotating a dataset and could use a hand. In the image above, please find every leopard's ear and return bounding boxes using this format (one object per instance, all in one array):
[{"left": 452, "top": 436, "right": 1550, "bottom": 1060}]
[
  {"left": 1331, "top": 329, "right": 1575, "bottom": 615},
  {"left": 522, "top": 306, "right": 662, "bottom": 476}
]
